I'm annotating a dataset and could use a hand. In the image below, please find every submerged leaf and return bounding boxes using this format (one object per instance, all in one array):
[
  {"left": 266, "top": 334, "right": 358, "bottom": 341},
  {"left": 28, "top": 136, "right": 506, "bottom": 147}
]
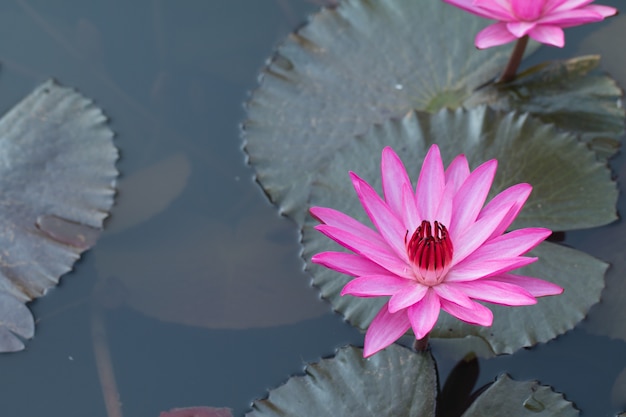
[
  {"left": 302, "top": 107, "right": 609, "bottom": 355},
  {"left": 243, "top": 0, "right": 531, "bottom": 224},
  {"left": 246, "top": 345, "right": 437, "bottom": 417},
  {"left": 94, "top": 211, "right": 327, "bottom": 329},
  {"left": 106, "top": 153, "right": 191, "bottom": 234},
  {"left": 0, "top": 80, "right": 117, "bottom": 352}
]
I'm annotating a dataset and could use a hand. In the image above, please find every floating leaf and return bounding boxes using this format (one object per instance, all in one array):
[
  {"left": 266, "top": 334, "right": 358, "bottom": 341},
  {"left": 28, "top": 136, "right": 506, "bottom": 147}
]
[
  {"left": 0, "top": 80, "right": 117, "bottom": 352},
  {"left": 465, "top": 55, "right": 625, "bottom": 158},
  {"left": 429, "top": 241, "right": 606, "bottom": 356},
  {"left": 301, "top": 107, "right": 609, "bottom": 355},
  {"left": 246, "top": 345, "right": 437, "bottom": 416},
  {"left": 246, "top": 345, "right": 577, "bottom": 416},
  {"left": 243, "top": 0, "right": 533, "bottom": 224},
  {"left": 0, "top": 293, "right": 34, "bottom": 352},
  {"left": 462, "top": 374, "right": 579, "bottom": 417}
]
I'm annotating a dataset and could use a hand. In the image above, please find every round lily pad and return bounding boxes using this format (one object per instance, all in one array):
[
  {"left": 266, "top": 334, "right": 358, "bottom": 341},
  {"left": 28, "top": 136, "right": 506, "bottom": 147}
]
[
  {"left": 246, "top": 344, "right": 437, "bottom": 417},
  {"left": 0, "top": 80, "right": 118, "bottom": 352},
  {"left": 301, "top": 107, "right": 609, "bottom": 355},
  {"left": 243, "top": 0, "right": 527, "bottom": 225}
]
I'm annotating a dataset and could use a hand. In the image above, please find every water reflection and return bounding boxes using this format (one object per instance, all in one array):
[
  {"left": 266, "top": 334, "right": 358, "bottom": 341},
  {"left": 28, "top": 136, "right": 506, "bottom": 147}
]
[{"left": 0, "top": 0, "right": 622, "bottom": 416}]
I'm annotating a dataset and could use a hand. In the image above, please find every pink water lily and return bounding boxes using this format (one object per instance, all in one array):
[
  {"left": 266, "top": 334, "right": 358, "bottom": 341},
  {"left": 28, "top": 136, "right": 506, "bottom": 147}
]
[
  {"left": 311, "top": 145, "right": 563, "bottom": 357},
  {"left": 443, "top": 0, "right": 617, "bottom": 48}
]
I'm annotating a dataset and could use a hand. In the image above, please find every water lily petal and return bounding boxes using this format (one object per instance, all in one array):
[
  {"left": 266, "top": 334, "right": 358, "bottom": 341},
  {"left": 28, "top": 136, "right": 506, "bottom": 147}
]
[
  {"left": 511, "top": 0, "right": 544, "bottom": 20},
  {"left": 472, "top": 0, "right": 516, "bottom": 20},
  {"left": 446, "top": 256, "right": 537, "bottom": 282},
  {"left": 538, "top": 9, "right": 605, "bottom": 27},
  {"left": 461, "top": 228, "right": 551, "bottom": 263},
  {"left": 444, "top": 154, "right": 470, "bottom": 194},
  {"left": 490, "top": 273, "right": 564, "bottom": 296},
  {"left": 351, "top": 172, "right": 409, "bottom": 262},
  {"left": 548, "top": 0, "right": 597, "bottom": 13},
  {"left": 341, "top": 275, "right": 414, "bottom": 297},
  {"left": 437, "top": 154, "right": 470, "bottom": 227},
  {"left": 402, "top": 182, "right": 420, "bottom": 232},
  {"left": 310, "top": 206, "right": 385, "bottom": 246},
  {"left": 477, "top": 183, "right": 532, "bottom": 241},
  {"left": 450, "top": 280, "right": 538, "bottom": 306},
  {"left": 475, "top": 22, "right": 520, "bottom": 49},
  {"left": 381, "top": 147, "right": 413, "bottom": 219},
  {"left": 363, "top": 303, "right": 411, "bottom": 357},
  {"left": 584, "top": 4, "right": 618, "bottom": 18},
  {"left": 312, "top": 251, "right": 392, "bottom": 276},
  {"left": 528, "top": 25, "right": 565, "bottom": 47},
  {"left": 388, "top": 283, "right": 429, "bottom": 313},
  {"left": 449, "top": 159, "right": 497, "bottom": 240},
  {"left": 432, "top": 282, "right": 474, "bottom": 308},
  {"left": 451, "top": 199, "right": 514, "bottom": 266},
  {"left": 440, "top": 298, "right": 493, "bottom": 326},
  {"left": 315, "top": 225, "right": 413, "bottom": 279},
  {"left": 507, "top": 21, "right": 537, "bottom": 37},
  {"left": 442, "top": 0, "right": 512, "bottom": 20},
  {"left": 415, "top": 145, "right": 445, "bottom": 221},
  {"left": 407, "top": 291, "right": 441, "bottom": 339}
]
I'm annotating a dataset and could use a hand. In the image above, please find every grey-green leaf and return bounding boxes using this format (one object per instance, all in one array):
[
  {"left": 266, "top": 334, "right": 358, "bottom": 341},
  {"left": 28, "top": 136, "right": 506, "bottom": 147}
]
[
  {"left": 462, "top": 374, "right": 579, "bottom": 417},
  {"left": 246, "top": 345, "right": 437, "bottom": 417},
  {"left": 430, "top": 241, "right": 606, "bottom": 356},
  {"left": 0, "top": 80, "right": 117, "bottom": 352},
  {"left": 465, "top": 55, "right": 625, "bottom": 158},
  {"left": 243, "top": 0, "right": 529, "bottom": 225},
  {"left": 302, "top": 107, "right": 608, "bottom": 355}
]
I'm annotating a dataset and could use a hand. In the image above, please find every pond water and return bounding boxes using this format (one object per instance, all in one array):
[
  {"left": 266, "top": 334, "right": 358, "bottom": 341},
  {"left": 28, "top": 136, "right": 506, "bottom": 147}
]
[{"left": 0, "top": 1, "right": 623, "bottom": 416}]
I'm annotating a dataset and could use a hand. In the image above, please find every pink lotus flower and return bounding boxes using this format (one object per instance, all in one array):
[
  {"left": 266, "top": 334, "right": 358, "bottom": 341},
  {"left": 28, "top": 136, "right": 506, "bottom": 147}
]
[
  {"left": 311, "top": 145, "right": 563, "bottom": 357},
  {"left": 442, "top": 0, "right": 618, "bottom": 48}
]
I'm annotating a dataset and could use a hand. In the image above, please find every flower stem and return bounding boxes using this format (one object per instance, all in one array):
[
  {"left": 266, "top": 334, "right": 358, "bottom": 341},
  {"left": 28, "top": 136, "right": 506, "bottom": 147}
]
[
  {"left": 498, "top": 35, "right": 529, "bottom": 83},
  {"left": 414, "top": 333, "right": 430, "bottom": 352}
]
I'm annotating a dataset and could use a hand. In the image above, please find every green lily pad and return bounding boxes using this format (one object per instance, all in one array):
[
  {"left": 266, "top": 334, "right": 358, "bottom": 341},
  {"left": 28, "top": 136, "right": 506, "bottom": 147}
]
[
  {"left": 302, "top": 107, "right": 609, "bottom": 355},
  {"left": 465, "top": 55, "right": 625, "bottom": 158},
  {"left": 246, "top": 345, "right": 436, "bottom": 417},
  {"left": 243, "top": 0, "right": 532, "bottom": 225},
  {"left": 462, "top": 374, "right": 579, "bottom": 417},
  {"left": 243, "top": 0, "right": 622, "bottom": 225},
  {"left": 246, "top": 345, "right": 578, "bottom": 416},
  {"left": 0, "top": 80, "right": 117, "bottom": 352},
  {"left": 430, "top": 241, "right": 605, "bottom": 356}
]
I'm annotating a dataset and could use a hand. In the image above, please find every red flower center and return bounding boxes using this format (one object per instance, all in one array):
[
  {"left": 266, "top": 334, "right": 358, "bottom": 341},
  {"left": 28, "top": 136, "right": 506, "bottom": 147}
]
[{"left": 406, "top": 220, "right": 453, "bottom": 285}]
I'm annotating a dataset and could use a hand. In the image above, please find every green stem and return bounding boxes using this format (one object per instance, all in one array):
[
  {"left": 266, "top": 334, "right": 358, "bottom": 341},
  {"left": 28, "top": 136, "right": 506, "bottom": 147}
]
[{"left": 498, "top": 35, "right": 529, "bottom": 83}]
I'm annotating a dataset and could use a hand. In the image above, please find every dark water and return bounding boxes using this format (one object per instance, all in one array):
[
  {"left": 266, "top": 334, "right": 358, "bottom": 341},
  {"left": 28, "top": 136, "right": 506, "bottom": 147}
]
[{"left": 0, "top": 1, "right": 622, "bottom": 416}]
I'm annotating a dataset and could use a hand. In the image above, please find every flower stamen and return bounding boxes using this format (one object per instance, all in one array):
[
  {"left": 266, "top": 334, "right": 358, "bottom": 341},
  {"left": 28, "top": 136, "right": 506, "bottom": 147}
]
[{"left": 406, "top": 220, "right": 453, "bottom": 285}]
